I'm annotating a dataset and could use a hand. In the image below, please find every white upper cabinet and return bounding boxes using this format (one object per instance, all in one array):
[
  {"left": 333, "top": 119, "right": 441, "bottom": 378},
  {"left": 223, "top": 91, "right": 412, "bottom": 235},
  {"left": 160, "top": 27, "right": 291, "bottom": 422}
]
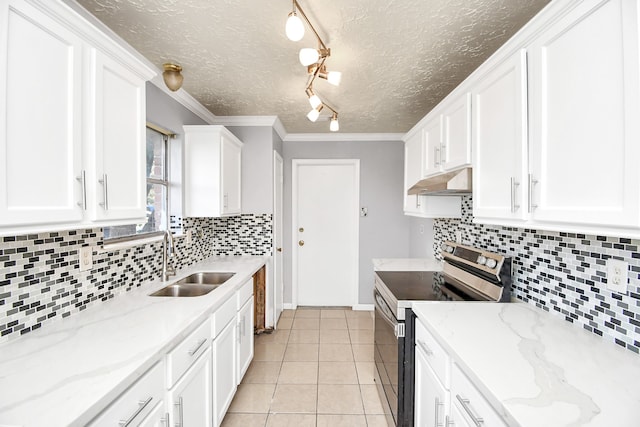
[
  {"left": 183, "top": 125, "right": 243, "bottom": 218},
  {"left": 422, "top": 115, "right": 442, "bottom": 177},
  {"left": 0, "top": 0, "right": 84, "bottom": 227},
  {"left": 528, "top": 0, "right": 640, "bottom": 230},
  {"left": 404, "top": 130, "right": 424, "bottom": 215},
  {"left": 0, "top": 0, "right": 154, "bottom": 234},
  {"left": 441, "top": 92, "right": 472, "bottom": 171},
  {"left": 87, "top": 49, "right": 147, "bottom": 222},
  {"left": 472, "top": 49, "right": 528, "bottom": 223}
]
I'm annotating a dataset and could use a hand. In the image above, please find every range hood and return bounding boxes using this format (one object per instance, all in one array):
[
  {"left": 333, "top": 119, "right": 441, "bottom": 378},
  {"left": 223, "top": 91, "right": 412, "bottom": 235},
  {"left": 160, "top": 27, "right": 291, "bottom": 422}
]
[{"left": 407, "top": 167, "right": 472, "bottom": 195}]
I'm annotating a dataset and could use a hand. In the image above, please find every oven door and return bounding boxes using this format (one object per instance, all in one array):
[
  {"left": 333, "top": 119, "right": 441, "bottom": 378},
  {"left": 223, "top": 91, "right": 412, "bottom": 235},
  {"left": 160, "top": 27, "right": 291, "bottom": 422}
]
[{"left": 374, "top": 287, "right": 400, "bottom": 426}]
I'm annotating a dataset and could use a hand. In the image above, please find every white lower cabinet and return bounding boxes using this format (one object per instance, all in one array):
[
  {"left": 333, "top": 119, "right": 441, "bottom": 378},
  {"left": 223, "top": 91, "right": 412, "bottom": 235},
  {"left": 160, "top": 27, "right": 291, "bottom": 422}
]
[
  {"left": 138, "top": 400, "right": 169, "bottom": 427},
  {"left": 89, "top": 362, "right": 164, "bottom": 426},
  {"left": 168, "top": 347, "right": 213, "bottom": 427},
  {"left": 212, "top": 317, "right": 237, "bottom": 426},
  {"left": 237, "top": 279, "right": 254, "bottom": 384},
  {"left": 415, "top": 343, "right": 448, "bottom": 427},
  {"left": 414, "top": 315, "right": 508, "bottom": 427}
]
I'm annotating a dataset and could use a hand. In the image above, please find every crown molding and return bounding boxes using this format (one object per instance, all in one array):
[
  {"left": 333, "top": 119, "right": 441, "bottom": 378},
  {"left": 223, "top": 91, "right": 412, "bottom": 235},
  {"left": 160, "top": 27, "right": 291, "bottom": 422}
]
[
  {"left": 284, "top": 133, "right": 405, "bottom": 142},
  {"left": 149, "top": 75, "right": 217, "bottom": 124},
  {"left": 208, "top": 116, "right": 288, "bottom": 140}
]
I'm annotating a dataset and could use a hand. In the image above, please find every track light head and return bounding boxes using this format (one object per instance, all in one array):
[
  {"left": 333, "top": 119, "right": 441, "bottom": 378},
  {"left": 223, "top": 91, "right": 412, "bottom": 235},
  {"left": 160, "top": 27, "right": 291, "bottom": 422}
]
[{"left": 286, "top": 11, "right": 305, "bottom": 41}]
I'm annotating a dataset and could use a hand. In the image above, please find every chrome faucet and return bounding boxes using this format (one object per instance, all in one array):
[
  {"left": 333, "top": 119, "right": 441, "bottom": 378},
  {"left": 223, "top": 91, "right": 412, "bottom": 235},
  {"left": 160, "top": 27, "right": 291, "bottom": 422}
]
[{"left": 162, "top": 230, "right": 176, "bottom": 281}]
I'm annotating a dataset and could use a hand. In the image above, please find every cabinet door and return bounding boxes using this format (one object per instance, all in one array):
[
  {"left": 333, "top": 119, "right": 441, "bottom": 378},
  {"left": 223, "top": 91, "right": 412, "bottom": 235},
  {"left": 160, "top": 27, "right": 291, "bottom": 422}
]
[
  {"left": 423, "top": 115, "right": 443, "bottom": 177},
  {"left": 237, "top": 298, "right": 254, "bottom": 383},
  {"left": 89, "top": 49, "right": 146, "bottom": 222},
  {"left": 447, "top": 400, "right": 473, "bottom": 427},
  {"left": 415, "top": 346, "right": 448, "bottom": 427},
  {"left": 404, "top": 130, "right": 426, "bottom": 215},
  {"left": 472, "top": 50, "right": 528, "bottom": 223},
  {"left": 442, "top": 93, "right": 472, "bottom": 170},
  {"left": 138, "top": 402, "right": 169, "bottom": 427},
  {"left": 168, "top": 347, "right": 213, "bottom": 427},
  {"left": 0, "top": 0, "right": 84, "bottom": 226},
  {"left": 528, "top": 0, "right": 640, "bottom": 228},
  {"left": 221, "top": 136, "right": 242, "bottom": 216},
  {"left": 212, "top": 318, "right": 237, "bottom": 426}
]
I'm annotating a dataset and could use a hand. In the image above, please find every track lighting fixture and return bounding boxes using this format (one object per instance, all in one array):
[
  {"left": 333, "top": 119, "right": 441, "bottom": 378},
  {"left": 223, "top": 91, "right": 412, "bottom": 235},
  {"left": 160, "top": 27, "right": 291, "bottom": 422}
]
[{"left": 284, "top": 0, "right": 342, "bottom": 131}]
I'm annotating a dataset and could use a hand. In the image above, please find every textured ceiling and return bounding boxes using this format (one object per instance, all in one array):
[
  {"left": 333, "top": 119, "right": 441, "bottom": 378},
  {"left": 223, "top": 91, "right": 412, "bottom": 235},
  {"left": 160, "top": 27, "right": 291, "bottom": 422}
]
[{"left": 75, "top": 0, "right": 550, "bottom": 133}]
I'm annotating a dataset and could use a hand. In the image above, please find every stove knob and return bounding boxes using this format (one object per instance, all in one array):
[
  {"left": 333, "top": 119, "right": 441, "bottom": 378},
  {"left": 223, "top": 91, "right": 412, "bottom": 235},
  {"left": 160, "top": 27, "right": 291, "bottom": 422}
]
[
  {"left": 486, "top": 258, "right": 498, "bottom": 269},
  {"left": 447, "top": 245, "right": 454, "bottom": 253},
  {"left": 441, "top": 243, "right": 449, "bottom": 252},
  {"left": 477, "top": 255, "right": 487, "bottom": 265}
]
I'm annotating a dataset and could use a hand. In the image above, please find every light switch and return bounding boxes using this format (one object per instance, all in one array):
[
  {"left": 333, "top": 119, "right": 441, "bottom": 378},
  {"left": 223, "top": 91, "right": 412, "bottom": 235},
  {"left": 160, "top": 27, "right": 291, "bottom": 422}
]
[{"left": 80, "top": 246, "right": 93, "bottom": 272}]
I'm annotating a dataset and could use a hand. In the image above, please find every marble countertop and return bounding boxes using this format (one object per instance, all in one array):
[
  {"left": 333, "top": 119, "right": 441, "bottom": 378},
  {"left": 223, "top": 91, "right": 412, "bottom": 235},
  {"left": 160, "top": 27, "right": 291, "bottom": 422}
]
[
  {"left": 372, "top": 257, "right": 442, "bottom": 272},
  {"left": 0, "top": 255, "right": 267, "bottom": 427},
  {"left": 412, "top": 301, "right": 640, "bottom": 427}
]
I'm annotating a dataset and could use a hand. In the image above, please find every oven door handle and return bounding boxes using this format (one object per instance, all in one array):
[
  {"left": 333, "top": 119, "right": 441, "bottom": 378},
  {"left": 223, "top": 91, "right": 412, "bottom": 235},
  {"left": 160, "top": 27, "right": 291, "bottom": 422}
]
[{"left": 374, "top": 290, "right": 402, "bottom": 337}]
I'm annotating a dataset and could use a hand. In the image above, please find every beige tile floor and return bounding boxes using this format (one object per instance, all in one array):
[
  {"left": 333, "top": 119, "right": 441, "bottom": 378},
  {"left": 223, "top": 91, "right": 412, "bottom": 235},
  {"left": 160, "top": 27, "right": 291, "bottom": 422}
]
[{"left": 222, "top": 308, "right": 389, "bottom": 427}]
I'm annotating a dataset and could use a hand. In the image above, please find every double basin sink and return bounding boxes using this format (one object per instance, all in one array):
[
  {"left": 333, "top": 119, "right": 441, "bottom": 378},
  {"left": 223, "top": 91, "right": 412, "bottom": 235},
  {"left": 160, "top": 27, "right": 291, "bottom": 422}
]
[{"left": 150, "top": 272, "right": 235, "bottom": 297}]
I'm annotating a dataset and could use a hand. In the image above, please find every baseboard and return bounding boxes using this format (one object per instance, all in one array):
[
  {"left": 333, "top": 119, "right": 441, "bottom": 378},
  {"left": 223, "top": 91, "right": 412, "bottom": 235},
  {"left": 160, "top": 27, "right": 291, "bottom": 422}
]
[
  {"left": 352, "top": 304, "right": 374, "bottom": 311},
  {"left": 283, "top": 303, "right": 296, "bottom": 310}
]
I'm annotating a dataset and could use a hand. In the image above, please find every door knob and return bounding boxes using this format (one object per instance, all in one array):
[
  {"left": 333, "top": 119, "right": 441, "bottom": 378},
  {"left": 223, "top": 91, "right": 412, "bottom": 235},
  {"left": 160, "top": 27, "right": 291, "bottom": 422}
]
[
  {"left": 298, "top": 240, "right": 304, "bottom": 246},
  {"left": 299, "top": 227, "right": 304, "bottom": 232},
  {"left": 276, "top": 247, "right": 282, "bottom": 252}
]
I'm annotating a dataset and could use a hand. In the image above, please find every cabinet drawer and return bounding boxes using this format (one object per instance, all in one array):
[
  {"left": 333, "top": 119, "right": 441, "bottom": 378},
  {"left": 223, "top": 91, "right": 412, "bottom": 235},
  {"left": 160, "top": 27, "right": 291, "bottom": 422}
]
[
  {"left": 166, "top": 319, "right": 211, "bottom": 388},
  {"left": 451, "top": 363, "right": 508, "bottom": 427},
  {"left": 415, "top": 316, "right": 450, "bottom": 387},
  {"left": 213, "top": 295, "right": 236, "bottom": 338},
  {"left": 90, "top": 362, "right": 163, "bottom": 426},
  {"left": 236, "top": 278, "right": 253, "bottom": 309}
]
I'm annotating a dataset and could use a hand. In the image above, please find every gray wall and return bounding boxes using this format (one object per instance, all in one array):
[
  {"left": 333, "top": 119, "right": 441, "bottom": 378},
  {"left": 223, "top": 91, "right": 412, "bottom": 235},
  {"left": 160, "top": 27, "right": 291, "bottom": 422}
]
[
  {"left": 145, "top": 83, "right": 207, "bottom": 222},
  {"left": 408, "top": 217, "right": 435, "bottom": 258},
  {"left": 282, "top": 139, "right": 411, "bottom": 306}
]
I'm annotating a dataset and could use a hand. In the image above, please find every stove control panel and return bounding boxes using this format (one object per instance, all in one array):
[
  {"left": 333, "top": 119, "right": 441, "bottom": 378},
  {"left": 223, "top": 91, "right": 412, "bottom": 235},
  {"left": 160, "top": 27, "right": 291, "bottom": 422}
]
[{"left": 441, "top": 241, "right": 505, "bottom": 273}]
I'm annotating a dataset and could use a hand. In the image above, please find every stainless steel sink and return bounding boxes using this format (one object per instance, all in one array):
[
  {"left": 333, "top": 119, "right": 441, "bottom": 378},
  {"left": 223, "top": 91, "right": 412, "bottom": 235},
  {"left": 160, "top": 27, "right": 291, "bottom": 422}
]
[
  {"left": 176, "top": 272, "right": 235, "bottom": 285},
  {"left": 149, "top": 272, "right": 235, "bottom": 297}
]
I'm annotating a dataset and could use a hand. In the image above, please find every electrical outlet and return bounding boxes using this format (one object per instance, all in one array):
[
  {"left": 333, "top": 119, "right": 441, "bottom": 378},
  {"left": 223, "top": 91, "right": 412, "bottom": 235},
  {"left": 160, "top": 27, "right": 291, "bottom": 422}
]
[
  {"left": 606, "top": 259, "right": 628, "bottom": 294},
  {"left": 79, "top": 246, "right": 93, "bottom": 272},
  {"left": 419, "top": 224, "right": 425, "bottom": 235},
  {"left": 455, "top": 230, "right": 462, "bottom": 243}
]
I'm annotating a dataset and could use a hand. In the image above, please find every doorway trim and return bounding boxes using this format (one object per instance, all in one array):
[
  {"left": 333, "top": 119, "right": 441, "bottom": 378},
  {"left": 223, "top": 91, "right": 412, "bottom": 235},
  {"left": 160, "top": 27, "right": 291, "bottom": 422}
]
[{"left": 291, "top": 159, "right": 360, "bottom": 308}]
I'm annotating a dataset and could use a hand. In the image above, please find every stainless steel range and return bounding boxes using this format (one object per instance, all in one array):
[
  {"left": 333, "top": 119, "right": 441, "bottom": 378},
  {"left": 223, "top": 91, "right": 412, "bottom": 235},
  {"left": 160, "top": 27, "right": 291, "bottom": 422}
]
[{"left": 373, "top": 241, "right": 512, "bottom": 427}]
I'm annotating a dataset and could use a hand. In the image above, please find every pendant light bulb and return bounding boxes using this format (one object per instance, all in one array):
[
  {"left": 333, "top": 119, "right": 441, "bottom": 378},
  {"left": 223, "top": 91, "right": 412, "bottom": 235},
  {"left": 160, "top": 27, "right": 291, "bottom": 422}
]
[
  {"left": 307, "top": 106, "right": 322, "bottom": 122},
  {"left": 308, "top": 94, "right": 322, "bottom": 109},
  {"left": 299, "top": 48, "right": 320, "bottom": 66},
  {"left": 330, "top": 114, "right": 339, "bottom": 132},
  {"left": 326, "top": 71, "right": 342, "bottom": 86},
  {"left": 285, "top": 12, "right": 305, "bottom": 41}
]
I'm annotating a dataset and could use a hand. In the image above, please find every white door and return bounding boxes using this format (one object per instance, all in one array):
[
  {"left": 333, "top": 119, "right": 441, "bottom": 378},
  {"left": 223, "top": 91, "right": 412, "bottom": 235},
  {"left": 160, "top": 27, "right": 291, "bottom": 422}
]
[
  {"left": 403, "top": 131, "right": 425, "bottom": 216},
  {"left": 237, "top": 298, "right": 254, "bottom": 383},
  {"left": 168, "top": 348, "right": 212, "bottom": 427},
  {"left": 221, "top": 135, "right": 242, "bottom": 215},
  {"left": 273, "top": 151, "right": 284, "bottom": 323},
  {"left": 0, "top": 0, "right": 84, "bottom": 226},
  {"left": 441, "top": 92, "right": 472, "bottom": 170},
  {"left": 293, "top": 160, "right": 359, "bottom": 307},
  {"left": 212, "top": 319, "right": 237, "bottom": 426},
  {"left": 414, "top": 347, "right": 448, "bottom": 427},
  {"left": 422, "top": 115, "right": 442, "bottom": 177}
]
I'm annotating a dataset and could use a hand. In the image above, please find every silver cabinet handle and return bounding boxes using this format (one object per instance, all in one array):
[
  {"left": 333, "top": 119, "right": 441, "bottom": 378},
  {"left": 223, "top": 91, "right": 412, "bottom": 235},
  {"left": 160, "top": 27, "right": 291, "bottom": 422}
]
[
  {"left": 98, "top": 173, "right": 109, "bottom": 210},
  {"left": 118, "top": 396, "right": 153, "bottom": 426},
  {"left": 435, "top": 396, "right": 445, "bottom": 427},
  {"left": 528, "top": 174, "right": 538, "bottom": 213},
  {"left": 416, "top": 195, "right": 421, "bottom": 208},
  {"left": 416, "top": 339, "right": 433, "bottom": 356},
  {"left": 188, "top": 338, "right": 207, "bottom": 356},
  {"left": 76, "top": 170, "right": 87, "bottom": 210},
  {"left": 174, "top": 396, "right": 184, "bottom": 427},
  {"left": 456, "top": 394, "right": 484, "bottom": 427},
  {"left": 440, "top": 143, "right": 446, "bottom": 163},
  {"left": 510, "top": 177, "right": 520, "bottom": 213},
  {"left": 446, "top": 415, "right": 455, "bottom": 426},
  {"left": 434, "top": 146, "right": 440, "bottom": 166},
  {"left": 223, "top": 193, "right": 228, "bottom": 209},
  {"left": 162, "top": 412, "right": 170, "bottom": 427}
]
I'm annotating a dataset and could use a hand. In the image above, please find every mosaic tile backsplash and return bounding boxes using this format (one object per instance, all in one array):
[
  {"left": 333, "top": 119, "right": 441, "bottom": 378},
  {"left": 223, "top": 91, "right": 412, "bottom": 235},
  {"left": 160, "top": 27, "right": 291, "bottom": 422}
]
[
  {"left": 434, "top": 196, "right": 640, "bottom": 355},
  {"left": 0, "top": 214, "right": 272, "bottom": 343}
]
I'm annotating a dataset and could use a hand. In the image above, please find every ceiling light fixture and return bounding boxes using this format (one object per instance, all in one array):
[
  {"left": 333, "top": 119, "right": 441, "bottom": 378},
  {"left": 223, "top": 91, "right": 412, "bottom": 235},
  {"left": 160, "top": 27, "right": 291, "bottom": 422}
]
[
  {"left": 285, "top": 0, "right": 342, "bottom": 131},
  {"left": 162, "top": 63, "right": 183, "bottom": 92}
]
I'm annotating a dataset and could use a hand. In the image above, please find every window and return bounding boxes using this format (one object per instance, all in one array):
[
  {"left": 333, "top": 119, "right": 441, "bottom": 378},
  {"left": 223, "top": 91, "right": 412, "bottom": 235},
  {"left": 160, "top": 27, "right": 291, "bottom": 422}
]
[{"left": 103, "top": 125, "right": 171, "bottom": 241}]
